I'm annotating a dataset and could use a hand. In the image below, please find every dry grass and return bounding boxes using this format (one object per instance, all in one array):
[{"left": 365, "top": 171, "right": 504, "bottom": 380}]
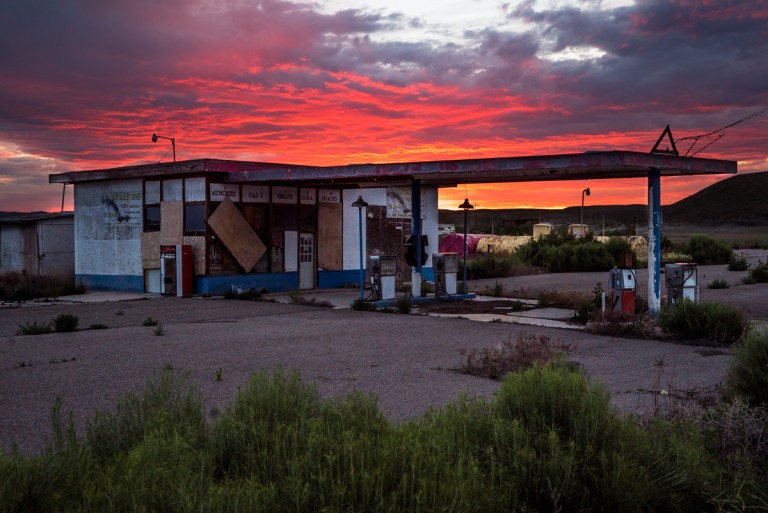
[{"left": 458, "top": 333, "right": 572, "bottom": 379}]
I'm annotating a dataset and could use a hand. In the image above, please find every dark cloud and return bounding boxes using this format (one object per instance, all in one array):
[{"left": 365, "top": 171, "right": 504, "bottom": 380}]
[{"left": 0, "top": 0, "right": 766, "bottom": 210}]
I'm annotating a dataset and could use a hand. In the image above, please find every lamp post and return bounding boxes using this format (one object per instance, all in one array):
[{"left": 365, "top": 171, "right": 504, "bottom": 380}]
[
  {"left": 459, "top": 198, "right": 474, "bottom": 294},
  {"left": 152, "top": 133, "right": 176, "bottom": 162},
  {"left": 580, "top": 187, "right": 591, "bottom": 229},
  {"left": 351, "top": 194, "right": 369, "bottom": 300}
]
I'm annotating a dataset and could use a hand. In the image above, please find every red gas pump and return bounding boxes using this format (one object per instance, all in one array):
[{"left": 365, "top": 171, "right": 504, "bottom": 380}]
[{"left": 608, "top": 267, "right": 636, "bottom": 315}]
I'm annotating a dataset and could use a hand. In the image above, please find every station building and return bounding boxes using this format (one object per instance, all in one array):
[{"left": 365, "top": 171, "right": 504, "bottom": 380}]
[{"left": 49, "top": 150, "right": 736, "bottom": 311}]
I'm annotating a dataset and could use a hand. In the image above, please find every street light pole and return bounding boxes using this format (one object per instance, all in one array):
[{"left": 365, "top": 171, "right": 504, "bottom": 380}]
[
  {"left": 459, "top": 198, "right": 474, "bottom": 294},
  {"left": 580, "top": 187, "right": 591, "bottom": 228},
  {"left": 152, "top": 133, "right": 176, "bottom": 162},
  {"left": 352, "top": 194, "right": 369, "bottom": 300}
]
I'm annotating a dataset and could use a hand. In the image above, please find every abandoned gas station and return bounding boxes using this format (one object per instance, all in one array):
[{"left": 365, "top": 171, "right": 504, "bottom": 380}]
[{"left": 49, "top": 145, "right": 737, "bottom": 314}]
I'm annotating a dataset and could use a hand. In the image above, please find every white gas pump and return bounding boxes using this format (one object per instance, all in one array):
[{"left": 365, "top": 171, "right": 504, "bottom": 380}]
[
  {"left": 368, "top": 255, "right": 397, "bottom": 300},
  {"left": 665, "top": 263, "right": 697, "bottom": 306},
  {"left": 608, "top": 267, "right": 636, "bottom": 314},
  {"left": 433, "top": 253, "right": 459, "bottom": 296}
]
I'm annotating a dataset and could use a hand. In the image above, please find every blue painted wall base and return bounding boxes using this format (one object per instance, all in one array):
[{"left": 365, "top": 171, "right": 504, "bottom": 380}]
[{"left": 76, "top": 274, "right": 144, "bottom": 293}]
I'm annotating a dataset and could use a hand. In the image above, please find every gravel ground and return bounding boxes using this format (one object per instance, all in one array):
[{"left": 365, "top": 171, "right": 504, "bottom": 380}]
[{"left": 2, "top": 253, "right": 766, "bottom": 455}]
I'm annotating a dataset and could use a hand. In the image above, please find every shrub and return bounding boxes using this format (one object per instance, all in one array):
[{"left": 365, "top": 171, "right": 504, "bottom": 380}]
[
  {"left": 725, "top": 328, "right": 768, "bottom": 408},
  {"left": 515, "top": 232, "right": 617, "bottom": 273},
  {"left": 464, "top": 253, "right": 532, "bottom": 280},
  {"left": 728, "top": 253, "right": 750, "bottom": 271},
  {"left": 142, "top": 316, "right": 159, "bottom": 326},
  {"left": 0, "top": 272, "right": 86, "bottom": 301},
  {"left": 89, "top": 323, "right": 109, "bottom": 330},
  {"left": 707, "top": 278, "right": 729, "bottom": 289},
  {"left": 52, "top": 313, "right": 79, "bottom": 332},
  {"left": 481, "top": 280, "right": 506, "bottom": 297},
  {"left": 685, "top": 235, "right": 732, "bottom": 265},
  {"left": 742, "top": 260, "right": 768, "bottom": 284},
  {"left": 16, "top": 320, "right": 53, "bottom": 335},
  {"left": 537, "top": 289, "right": 592, "bottom": 310},
  {"left": 395, "top": 293, "right": 412, "bottom": 314},
  {"left": 659, "top": 300, "right": 748, "bottom": 346}
]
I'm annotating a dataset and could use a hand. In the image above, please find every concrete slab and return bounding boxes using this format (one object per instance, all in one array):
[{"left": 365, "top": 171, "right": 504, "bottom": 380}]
[
  {"left": 429, "top": 312, "right": 585, "bottom": 330},
  {"left": 508, "top": 307, "right": 575, "bottom": 320}
]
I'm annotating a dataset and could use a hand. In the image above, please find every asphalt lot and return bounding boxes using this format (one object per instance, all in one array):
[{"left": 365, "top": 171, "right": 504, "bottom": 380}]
[{"left": 2, "top": 255, "right": 766, "bottom": 455}]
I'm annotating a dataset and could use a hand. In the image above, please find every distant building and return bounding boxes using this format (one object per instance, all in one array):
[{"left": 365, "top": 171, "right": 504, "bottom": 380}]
[
  {"left": 438, "top": 224, "right": 455, "bottom": 235},
  {"left": 0, "top": 212, "right": 74, "bottom": 277}
]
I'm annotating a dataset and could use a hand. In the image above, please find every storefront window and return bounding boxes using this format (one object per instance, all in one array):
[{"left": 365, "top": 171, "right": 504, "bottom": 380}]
[{"left": 185, "top": 204, "right": 206, "bottom": 235}]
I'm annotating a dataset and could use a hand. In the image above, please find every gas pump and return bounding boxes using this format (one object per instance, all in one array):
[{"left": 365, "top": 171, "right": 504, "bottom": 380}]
[
  {"left": 368, "top": 255, "right": 397, "bottom": 300},
  {"left": 608, "top": 267, "right": 636, "bottom": 314},
  {"left": 433, "top": 253, "right": 459, "bottom": 296},
  {"left": 665, "top": 263, "right": 697, "bottom": 306}
]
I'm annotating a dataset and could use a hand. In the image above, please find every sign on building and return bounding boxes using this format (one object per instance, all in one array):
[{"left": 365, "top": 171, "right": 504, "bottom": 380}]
[{"left": 102, "top": 192, "right": 142, "bottom": 226}]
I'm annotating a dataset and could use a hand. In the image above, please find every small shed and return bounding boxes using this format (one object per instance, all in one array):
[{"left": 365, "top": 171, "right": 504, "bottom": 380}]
[{"left": 0, "top": 212, "right": 74, "bottom": 277}]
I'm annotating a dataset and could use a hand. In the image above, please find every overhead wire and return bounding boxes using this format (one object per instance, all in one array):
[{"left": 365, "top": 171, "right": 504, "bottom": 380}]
[{"left": 676, "top": 104, "right": 768, "bottom": 157}]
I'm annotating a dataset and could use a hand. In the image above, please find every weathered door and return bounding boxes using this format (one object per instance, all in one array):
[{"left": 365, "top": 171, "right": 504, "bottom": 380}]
[{"left": 299, "top": 233, "right": 315, "bottom": 289}]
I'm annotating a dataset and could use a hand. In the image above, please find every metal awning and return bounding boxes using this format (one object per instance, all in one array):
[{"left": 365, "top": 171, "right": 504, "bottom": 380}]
[{"left": 49, "top": 151, "right": 736, "bottom": 187}]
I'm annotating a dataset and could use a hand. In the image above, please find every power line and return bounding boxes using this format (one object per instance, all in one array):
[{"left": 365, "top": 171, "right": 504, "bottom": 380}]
[{"left": 676, "top": 105, "right": 768, "bottom": 157}]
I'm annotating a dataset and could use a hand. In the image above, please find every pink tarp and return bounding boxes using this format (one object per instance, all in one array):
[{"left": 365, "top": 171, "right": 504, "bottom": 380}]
[{"left": 438, "top": 233, "right": 487, "bottom": 255}]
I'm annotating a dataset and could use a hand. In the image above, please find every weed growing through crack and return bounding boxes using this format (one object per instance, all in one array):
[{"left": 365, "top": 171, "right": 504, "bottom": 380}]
[
  {"left": 89, "top": 323, "right": 109, "bottom": 330},
  {"left": 16, "top": 321, "right": 53, "bottom": 336},
  {"left": 216, "top": 367, "right": 223, "bottom": 381},
  {"left": 142, "top": 317, "right": 159, "bottom": 327},
  {"left": 708, "top": 278, "right": 729, "bottom": 289},
  {"left": 153, "top": 323, "right": 166, "bottom": 336},
  {"left": 395, "top": 293, "right": 412, "bottom": 314}
]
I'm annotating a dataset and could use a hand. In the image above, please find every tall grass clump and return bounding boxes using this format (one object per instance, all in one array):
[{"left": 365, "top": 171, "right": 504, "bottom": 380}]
[
  {"left": 725, "top": 328, "right": 768, "bottom": 408},
  {"left": 52, "top": 313, "right": 79, "bottom": 332},
  {"left": 659, "top": 300, "right": 748, "bottom": 346},
  {"left": 685, "top": 234, "right": 732, "bottom": 265},
  {"left": 0, "top": 272, "right": 85, "bottom": 301}
]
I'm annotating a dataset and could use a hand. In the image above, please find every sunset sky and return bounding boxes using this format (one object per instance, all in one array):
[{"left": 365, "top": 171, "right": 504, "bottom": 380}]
[{"left": 1, "top": 0, "right": 766, "bottom": 212}]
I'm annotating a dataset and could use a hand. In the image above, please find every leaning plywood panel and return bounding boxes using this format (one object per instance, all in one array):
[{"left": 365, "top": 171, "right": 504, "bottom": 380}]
[
  {"left": 141, "top": 232, "right": 161, "bottom": 269},
  {"left": 207, "top": 197, "right": 266, "bottom": 272}
]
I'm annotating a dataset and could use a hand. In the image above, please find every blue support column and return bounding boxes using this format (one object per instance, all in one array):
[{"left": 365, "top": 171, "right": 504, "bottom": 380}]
[
  {"left": 648, "top": 169, "right": 662, "bottom": 315},
  {"left": 411, "top": 179, "right": 422, "bottom": 297}
]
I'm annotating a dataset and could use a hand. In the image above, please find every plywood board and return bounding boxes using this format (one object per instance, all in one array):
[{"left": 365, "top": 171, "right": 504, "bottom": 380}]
[
  {"left": 140, "top": 231, "right": 161, "bottom": 269},
  {"left": 318, "top": 202, "right": 342, "bottom": 270},
  {"left": 207, "top": 197, "right": 266, "bottom": 272},
  {"left": 160, "top": 201, "right": 183, "bottom": 245}
]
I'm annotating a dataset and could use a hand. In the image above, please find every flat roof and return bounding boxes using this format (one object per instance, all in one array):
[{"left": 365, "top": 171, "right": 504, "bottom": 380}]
[{"left": 49, "top": 151, "right": 737, "bottom": 187}]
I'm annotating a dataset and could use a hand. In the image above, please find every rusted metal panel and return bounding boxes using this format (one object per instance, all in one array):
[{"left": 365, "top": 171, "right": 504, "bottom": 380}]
[{"left": 207, "top": 197, "right": 266, "bottom": 273}]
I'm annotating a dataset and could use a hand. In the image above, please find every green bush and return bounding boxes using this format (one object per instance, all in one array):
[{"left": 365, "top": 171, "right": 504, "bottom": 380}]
[
  {"left": 464, "top": 253, "right": 528, "bottom": 279},
  {"left": 707, "top": 278, "right": 729, "bottom": 289},
  {"left": 728, "top": 253, "right": 750, "bottom": 271},
  {"left": 742, "top": 260, "right": 768, "bottom": 284},
  {"left": 725, "top": 328, "right": 768, "bottom": 408},
  {"left": 659, "top": 300, "right": 748, "bottom": 346},
  {"left": 685, "top": 235, "right": 732, "bottom": 265},
  {"left": 2, "top": 366, "right": 763, "bottom": 513},
  {"left": 52, "top": 313, "right": 79, "bottom": 332},
  {"left": 515, "top": 232, "right": 618, "bottom": 273}
]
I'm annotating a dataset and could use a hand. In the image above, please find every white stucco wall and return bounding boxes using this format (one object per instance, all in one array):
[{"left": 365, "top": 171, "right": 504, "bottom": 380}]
[
  {"left": 342, "top": 187, "right": 439, "bottom": 271},
  {"left": 74, "top": 180, "right": 143, "bottom": 277},
  {"left": 0, "top": 224, "right": 24, "bottom": 272}
]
